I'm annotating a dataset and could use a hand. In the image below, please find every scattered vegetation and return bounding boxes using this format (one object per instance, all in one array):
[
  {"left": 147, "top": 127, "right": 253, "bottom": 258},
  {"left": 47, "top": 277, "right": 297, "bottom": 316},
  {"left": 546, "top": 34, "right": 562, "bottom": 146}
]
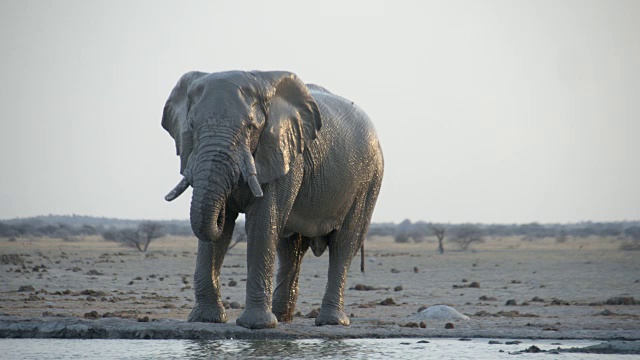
[
  {"left": 449, "top": 224, "right": 485, "bottom": 250},
  {"left": 429, "top": 224, "right": 446, "bottom": 254},
  {"left": 1, "top": 215, "right": 640, "bottom": 253},
  {"left": 102, "top": 222, "right": 165, "bottom": 252}
]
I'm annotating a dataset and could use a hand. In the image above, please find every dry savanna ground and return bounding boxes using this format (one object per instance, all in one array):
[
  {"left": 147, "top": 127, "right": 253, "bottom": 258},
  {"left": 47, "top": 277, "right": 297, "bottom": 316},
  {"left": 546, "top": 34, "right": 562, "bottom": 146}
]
[{"left": 1, "top": 234, "right": 639, "bottom": 339}]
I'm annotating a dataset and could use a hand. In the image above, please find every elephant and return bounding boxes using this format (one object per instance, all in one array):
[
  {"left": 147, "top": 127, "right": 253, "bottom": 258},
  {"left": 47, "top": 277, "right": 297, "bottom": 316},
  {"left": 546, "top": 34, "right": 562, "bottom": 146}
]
[{"left": 162, "top": 70, "right": 383, "bottom": 329}]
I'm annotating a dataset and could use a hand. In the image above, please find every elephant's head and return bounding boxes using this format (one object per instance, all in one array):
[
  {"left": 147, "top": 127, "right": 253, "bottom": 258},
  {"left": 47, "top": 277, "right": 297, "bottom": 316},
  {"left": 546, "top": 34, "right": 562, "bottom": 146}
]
[{"left": 162, "top": 71, "right": 321, "bottom": 241}]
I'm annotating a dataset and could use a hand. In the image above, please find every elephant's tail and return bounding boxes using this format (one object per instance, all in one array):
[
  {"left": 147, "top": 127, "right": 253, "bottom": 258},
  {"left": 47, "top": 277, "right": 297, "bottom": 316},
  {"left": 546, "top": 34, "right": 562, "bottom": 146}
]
[{"left": 360, "top": 243, "right": 365, "bottom": 273}]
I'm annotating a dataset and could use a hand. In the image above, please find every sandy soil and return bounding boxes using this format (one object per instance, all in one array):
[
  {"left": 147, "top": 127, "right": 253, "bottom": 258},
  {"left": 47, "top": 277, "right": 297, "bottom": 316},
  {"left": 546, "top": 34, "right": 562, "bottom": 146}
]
[{"left": 1, "top": 235, "right": 639, "bottom": 340}]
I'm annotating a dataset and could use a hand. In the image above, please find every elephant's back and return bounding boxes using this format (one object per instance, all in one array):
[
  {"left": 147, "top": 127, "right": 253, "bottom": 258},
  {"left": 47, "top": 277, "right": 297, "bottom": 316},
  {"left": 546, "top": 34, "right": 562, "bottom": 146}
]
[
  {"left": 289, "top": 86, "right": 383, "bottom": 235},
  {"left": 308, "top": 85, "right": 383, "bottom": 168}
]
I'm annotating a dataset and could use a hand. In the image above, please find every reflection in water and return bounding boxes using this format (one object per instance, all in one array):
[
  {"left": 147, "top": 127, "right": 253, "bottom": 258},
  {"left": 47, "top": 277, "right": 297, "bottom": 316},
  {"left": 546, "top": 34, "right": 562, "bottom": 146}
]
[
  {"left": 185, "top": 339, "right": 372, "bottom": 358},
  {"left": 0, "top": 338, "right": 615, "bottom": 360}
]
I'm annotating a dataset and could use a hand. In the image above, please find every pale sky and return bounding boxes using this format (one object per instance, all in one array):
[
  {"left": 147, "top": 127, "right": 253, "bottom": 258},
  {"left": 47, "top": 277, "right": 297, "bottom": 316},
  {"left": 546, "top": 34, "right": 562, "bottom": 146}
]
[{"left": 1, "top": 0, "right": 639, "bottom": 224}]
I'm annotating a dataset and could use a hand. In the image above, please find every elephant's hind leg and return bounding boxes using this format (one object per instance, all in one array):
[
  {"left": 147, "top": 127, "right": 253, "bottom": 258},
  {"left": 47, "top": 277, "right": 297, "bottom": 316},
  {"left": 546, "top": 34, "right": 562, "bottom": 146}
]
[
  {"left": 316, "top": 183, "right": 380, "bottom": 326},
  {"left": 188, "top": 209, "right": 237, "bottom": 323},
  {"left": 272, "top": 233, "right": 310, "bottom": 322}
]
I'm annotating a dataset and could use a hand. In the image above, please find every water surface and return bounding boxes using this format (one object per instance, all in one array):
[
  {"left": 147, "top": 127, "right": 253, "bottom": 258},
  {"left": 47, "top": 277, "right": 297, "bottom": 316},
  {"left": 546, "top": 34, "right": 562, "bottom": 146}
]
[{"left": 0, "top": 338, "right": 620, "bottom": 359}]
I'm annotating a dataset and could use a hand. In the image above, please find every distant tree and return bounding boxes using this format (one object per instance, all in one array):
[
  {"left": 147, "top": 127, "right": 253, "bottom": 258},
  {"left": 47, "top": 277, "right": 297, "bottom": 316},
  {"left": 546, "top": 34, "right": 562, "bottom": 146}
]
[
  {"left": 51, "top": 228, "right": 72, "bottom": 241},
  {"left": 393, "top": 219, "right": 411, "bottom": 243},
  {"left": 137, "top": 221, "right": 165, "bottom": 252},
  {"left": 366, "top": 223, "right": 396, "bottom": 238},
  {"left": 102, "top": 222, "right": 165, "bottom": 252},
  {"left": 624, "top": 227, "right": 640, "bottom": 241},
  {"left": 80, "top": 224, "right": 98, "bottom": 236},
  {"left": 555, "top": 229, "right": 568, "bottom": 243},
  {"left": 449, "top": 224, "right": 485, "bottom": 251},
  {"left": 620, "top": 226, "right": 640, "bottom": 251},
  {"left": 430, "top": 224, "right": 446, "bottom": 254}
]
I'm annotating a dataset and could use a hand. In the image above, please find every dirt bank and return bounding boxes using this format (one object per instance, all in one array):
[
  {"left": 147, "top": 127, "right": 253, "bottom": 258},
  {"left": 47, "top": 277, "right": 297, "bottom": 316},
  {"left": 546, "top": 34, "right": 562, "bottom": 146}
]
[{"left": 1, "top": 235, "right": 639, "bottom": 340}]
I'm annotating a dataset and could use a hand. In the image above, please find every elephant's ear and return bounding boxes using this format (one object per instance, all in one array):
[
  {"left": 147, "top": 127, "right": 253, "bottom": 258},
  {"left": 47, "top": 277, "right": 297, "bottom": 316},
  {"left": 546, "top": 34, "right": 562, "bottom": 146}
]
[
  {"left": 253, "top": 72, "right": 322, "bottom": 184},
  {"left": 161, "top": 71, "right": 208, "bottom": 175}
]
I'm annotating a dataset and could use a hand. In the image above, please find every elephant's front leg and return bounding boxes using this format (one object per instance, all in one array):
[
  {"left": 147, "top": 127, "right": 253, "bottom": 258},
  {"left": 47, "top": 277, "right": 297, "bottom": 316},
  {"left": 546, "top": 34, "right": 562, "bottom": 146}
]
[
  {"left": 236, "top": 174, "right": 301, "bottom": 329},
  {"left": 188, "top": 210, "right": 237, "bottom": 323},
  {"left": 235, "top": 211, "right": 278, "bottom": 329},
  {"left": 272, "top": 234, "right": 310, "bottom": 322}
]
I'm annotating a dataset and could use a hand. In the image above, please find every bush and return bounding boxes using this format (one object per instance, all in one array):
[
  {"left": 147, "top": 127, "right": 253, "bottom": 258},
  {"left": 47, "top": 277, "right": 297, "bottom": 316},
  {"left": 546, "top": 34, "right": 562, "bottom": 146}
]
[{"left": 449, "top": 224, "right": 485, "bottom": 251}]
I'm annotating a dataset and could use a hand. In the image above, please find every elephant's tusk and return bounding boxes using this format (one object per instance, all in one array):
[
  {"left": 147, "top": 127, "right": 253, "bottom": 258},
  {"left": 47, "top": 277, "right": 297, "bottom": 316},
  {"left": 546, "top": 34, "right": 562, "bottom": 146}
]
[
  {"left": 248, "top": 174, "right": 263, "bottom": 198},
  {"left": 165, "top": 177, "right": 190, "bottom": 202}
]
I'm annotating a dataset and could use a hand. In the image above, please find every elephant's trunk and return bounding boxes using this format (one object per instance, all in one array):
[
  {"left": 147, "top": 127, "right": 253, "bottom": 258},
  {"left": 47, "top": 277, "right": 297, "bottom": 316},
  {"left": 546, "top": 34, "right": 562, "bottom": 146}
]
[
  {"left": 190, "top": 183, "right": 226, "bottom": 242},
  {"left": 188, "top": 137, "right": 241, "bottom": 242}
]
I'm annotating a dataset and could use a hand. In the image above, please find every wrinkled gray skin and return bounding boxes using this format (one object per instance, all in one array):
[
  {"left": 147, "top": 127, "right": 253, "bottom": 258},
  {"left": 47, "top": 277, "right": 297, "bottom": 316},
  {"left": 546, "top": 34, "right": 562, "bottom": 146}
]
[{"left": 162, "top": 71, "right": 383, "bottom": 329}]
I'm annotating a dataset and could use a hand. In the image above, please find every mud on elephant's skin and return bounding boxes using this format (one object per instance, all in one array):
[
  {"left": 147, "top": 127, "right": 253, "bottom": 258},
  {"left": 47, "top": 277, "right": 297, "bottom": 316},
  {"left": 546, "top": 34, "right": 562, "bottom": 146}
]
[{"left": 162, "top": 70, "right": 384, "bottom": 329}]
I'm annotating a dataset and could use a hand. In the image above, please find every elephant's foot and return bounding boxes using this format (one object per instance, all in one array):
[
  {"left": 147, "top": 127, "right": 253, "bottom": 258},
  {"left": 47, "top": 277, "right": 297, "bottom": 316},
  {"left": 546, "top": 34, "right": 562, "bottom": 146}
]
[
  {"left": 273, "top": 309, "right": 294, "bottom": 323},
  {"left": 236, "top": 308, "right": 277, "bottom": 329},
  {"left": 187, "top": 302, "right": 227, "bottom": 323},
  {"left": 315, "top": 306, "right": 350, "bottom": 326},
  {"left": 272, "top": 301, "right": 296, "bottom": 323}
]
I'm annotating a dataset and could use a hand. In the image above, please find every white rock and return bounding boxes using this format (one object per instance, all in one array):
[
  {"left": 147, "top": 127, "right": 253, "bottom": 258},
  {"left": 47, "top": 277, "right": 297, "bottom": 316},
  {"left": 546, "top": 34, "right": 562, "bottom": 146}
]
[{"left": 413, "top": 305, "right": 470, "bottom": 321}]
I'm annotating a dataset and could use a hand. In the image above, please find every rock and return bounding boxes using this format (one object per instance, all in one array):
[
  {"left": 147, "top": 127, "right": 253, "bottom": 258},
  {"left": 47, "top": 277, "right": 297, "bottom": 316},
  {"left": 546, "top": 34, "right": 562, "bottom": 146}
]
[
  {"left": 523, "top": 345, "right": 541, "bottom": 353},
  {"left": 445, "top": 322, "right": 454, "bottom": 329},
  {"left": 394, "top": 286, "right": 403, "bottom": 292},
  {"left": 488, "top": 340, "right": 503, "bottom": 344},
  {"left": 138, "top": 316, "right": 150, "bottom": 322},
  {"left": 294, "top": 311, "right": 303, "bottom": 317},
  {"left": 86, "top": 270, "right": 103, "bottom": 276},
  {"left": 555, "top": 340, "right": 640, "bottom": 354},
  {"left": 352, "top": 284, "right": 379, "bottom": 291},
  {"left": 417, "top": 305, "right": 428, "bottom": 313},
  {"left": 505, "top": 299, "right": 517, "bottom": 306},
  {"left": 419, "top": 321, "right": 426, "bottom": 328},
  {"left": 400, "top": 322, "right": 419, "bottom": 328},
  {"left": 1, "top": 254, "right": 24, "bottom": 266},
  {"left": 80, "top": 290, "right": 108, "bottom": 297},
  {"left": 461, "top": 279, "right": 468, "bottom": 283},
  {"left": 599, "top": 309, "right": 615, "bottom": 316},
  {"left": 390, "top": 268, "right": 400, "bottom": 274},
  {"left": 468, "top": 282, "right": 480, "bottom": 288},
  {"left": 479, "top": 295, "right": 497, "bottom": 301},
  {"left": 134, "top": 276, "right": 143, "bottom": 280},
  {"left": 228, "top": 280, "right": 237, "bottom": 287},
  {"left": 415, "top": 305, "right": 470, "bottom": 321},
  {"left": 17, "top": 285, "right": 35, "bottom": 292},
  {"left": 379, "top": 297, "right": 396, "bottom": 306},
  {"left": 505, "top": 340, "right": 522, "bottom": 345},
  {"left": 305, "top": 309, "right": 319, "bottom": 318},
  {"left": 605, "top": 296, "right": 637, "bottom": 305},
  {"left": 531, "top": 296, "right": 545, "bottom": 302},
  {"left": 413, "top": 267, "right": 419, "bottom": 273},
  {"left": 550, "top": 298, "right": 571, "bottom": 305},
  {"left": 162, "top": 304, "right": 176, "bottom": 309},
  {"left": 229, "top": 301, "right": 242, "bottom": 309},
  {"left": 417, "top": 340, "right": 429, "bottom": 343},
  {"left": 84, "top": 311, "right": 100, "bottom": 319}
]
